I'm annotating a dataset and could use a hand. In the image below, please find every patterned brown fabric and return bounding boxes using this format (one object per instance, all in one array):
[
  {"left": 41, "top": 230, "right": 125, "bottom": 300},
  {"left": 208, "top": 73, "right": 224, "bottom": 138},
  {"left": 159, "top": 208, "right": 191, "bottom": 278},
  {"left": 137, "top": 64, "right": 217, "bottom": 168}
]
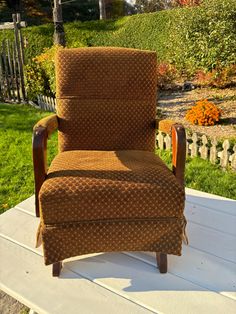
[
  {"left": 41, "top": 219, "right": 185, "bottom": 265},
  {"left": 39, "top": 150, "right": 185, "bottom": 225},
  {"left": 37, "top": 48, "right": 186, "bottom": 266},
  {"left": 55, "top": 47, "right": 157, "bottom": 152}
]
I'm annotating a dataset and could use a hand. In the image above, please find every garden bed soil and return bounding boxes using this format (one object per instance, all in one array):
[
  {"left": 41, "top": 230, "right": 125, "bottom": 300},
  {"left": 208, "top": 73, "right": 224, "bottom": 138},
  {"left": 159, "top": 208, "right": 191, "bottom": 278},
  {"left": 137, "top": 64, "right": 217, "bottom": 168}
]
[{"left": 158, "top": 87, "right": 236, "bottom": 140}]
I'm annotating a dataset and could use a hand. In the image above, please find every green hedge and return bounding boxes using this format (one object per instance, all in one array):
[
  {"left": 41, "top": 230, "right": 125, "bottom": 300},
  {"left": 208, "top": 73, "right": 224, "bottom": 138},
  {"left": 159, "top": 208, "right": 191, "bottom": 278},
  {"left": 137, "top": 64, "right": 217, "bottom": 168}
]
[
  {"left": 0, "top": 23, "right": 54, "bottom": 63},
  {"left": 0, "top": 0, "right": 235, "bottom": 73},
  {"left": 174, "top": 0, "right": 236, "bottom": 73}
]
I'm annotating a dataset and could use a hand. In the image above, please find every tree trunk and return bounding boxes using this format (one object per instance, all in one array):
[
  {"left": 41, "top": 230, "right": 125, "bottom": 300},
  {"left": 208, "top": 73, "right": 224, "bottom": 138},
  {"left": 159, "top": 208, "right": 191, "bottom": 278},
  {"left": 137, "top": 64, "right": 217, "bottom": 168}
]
[
  {"left": 99, "top": 0, "right": 106, "bottom": 19},
  {"left": 53, "top": 0, "right": 66, "bottom": 47}
]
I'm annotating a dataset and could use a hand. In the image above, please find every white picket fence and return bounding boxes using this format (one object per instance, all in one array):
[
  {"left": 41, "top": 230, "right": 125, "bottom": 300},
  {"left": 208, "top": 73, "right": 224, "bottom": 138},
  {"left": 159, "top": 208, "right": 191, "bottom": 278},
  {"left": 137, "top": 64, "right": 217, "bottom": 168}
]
[
  {"left": 37, "top": 95, "right": 56, "bottom": 112},
  {"left": 157, "top": 131, "right": 236, "bottom": 171}
]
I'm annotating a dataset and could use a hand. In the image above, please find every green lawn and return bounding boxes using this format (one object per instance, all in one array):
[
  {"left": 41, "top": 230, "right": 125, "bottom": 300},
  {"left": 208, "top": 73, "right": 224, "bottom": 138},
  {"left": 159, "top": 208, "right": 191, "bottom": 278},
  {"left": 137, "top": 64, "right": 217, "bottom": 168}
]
[
  {"left": 0, "top": 103, "right": 57, "bottom": 213},
  {"left": 0, "top": 103, "right": 235, "bottom": 214},
  {"left": 158, "top": 150, "right": 236, "bottom": 200}
]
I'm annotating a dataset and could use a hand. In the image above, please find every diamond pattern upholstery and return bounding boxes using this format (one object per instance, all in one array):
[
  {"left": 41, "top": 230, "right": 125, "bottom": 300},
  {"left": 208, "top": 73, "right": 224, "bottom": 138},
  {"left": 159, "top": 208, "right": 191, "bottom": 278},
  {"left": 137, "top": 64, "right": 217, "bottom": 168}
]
[
  {"left": 55, "top": 47, "right": 157, "bottom": 152},
  {"left": 39, "top": 150, "right": 185, "bottom": 225},
  {"left": 36, "top": 47, "right": 186, "bottom": 266}
]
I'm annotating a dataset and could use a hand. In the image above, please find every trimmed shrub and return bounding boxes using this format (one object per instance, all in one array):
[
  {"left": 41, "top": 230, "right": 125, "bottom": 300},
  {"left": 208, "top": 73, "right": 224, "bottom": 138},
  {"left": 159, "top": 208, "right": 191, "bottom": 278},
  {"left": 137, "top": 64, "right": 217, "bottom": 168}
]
[
  {"left": 1, "top": 0, "right": 235, "bottom": 72},
  {"left": 177, "top": 0, "right": 236, "bottom": 72},
  {"left": 1, "top": 0, "right": 235, "bottom": 97}
]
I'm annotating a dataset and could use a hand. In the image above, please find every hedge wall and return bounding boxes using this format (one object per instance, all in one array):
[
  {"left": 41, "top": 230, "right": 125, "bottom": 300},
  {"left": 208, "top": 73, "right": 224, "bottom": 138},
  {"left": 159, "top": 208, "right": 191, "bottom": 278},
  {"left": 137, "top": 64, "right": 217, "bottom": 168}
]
[{"left": 0, "top": 0, "right": 235, "bottom": 73}]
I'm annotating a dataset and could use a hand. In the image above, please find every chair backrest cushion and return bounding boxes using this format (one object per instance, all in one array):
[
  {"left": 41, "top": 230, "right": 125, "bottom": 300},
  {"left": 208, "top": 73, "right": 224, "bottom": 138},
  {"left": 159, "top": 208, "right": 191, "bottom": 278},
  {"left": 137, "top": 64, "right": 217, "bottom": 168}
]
[{"left": 55, "top": 47, "right": 157, "bottom": 152}]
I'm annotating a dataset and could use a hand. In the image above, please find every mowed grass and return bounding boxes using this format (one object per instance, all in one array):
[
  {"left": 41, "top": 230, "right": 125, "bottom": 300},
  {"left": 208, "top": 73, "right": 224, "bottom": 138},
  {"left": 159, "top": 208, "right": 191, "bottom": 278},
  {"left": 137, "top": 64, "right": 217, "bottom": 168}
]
[
  {"left": 0, "top": 103, "right": 57, "bottom": 213},
  {"left": 0, "top": 103, "right": 235, "bottom": 214},
  {"left": 158, "top": 150, "right": 236, "bottom": 200}
]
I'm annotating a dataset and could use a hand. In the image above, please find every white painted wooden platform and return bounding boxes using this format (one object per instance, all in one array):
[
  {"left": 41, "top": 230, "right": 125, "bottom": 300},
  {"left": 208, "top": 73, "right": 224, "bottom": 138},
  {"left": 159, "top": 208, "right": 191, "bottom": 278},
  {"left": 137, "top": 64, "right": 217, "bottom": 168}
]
[{"left": 0, "top": 188, "right": 236, "bottom": 314}]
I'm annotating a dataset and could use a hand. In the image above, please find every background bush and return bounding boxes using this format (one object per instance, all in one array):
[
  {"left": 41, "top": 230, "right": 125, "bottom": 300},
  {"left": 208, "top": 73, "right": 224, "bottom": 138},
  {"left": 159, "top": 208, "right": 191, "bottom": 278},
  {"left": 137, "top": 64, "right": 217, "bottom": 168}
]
[
  {"left": 175, "top": 0, "right": 236, "bottom": 73},
  {"left": 1, "top": 0, "right": 235, "bottom": 96},
  {"left": 1, "top": 0, "right": 234, "bottom": 69},
  {"left": 25, "top": 45, "right": 63, "bottom": 100},
  {"left": 25, "top": 63, "right": 49, "bottom": 100}
]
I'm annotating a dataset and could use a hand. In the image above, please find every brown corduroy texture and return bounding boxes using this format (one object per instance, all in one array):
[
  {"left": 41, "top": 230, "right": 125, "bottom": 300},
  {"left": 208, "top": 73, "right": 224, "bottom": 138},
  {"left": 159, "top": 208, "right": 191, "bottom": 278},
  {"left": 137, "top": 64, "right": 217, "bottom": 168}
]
[
  {"left": 37, "top": 47, "right": 186, "bottom": 265},
  {"left": 55, "top": 47, "right": 157, "bottom": 152}
]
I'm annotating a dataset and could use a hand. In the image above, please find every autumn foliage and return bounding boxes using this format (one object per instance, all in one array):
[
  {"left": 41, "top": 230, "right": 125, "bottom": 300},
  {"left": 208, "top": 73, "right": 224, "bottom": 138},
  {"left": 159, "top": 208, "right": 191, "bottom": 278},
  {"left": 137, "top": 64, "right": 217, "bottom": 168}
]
[
  {"left": 156, "top": 63, "right": 177, "bottom": 88},
  {"left": 195, "top": 65, "right": 236, "bottom": 88},
  {"left": 176, "top": 0, "right": 201, "bottom": 6},
  {"left": 185, "top": 99, "right": 222, "bottom": 126}
]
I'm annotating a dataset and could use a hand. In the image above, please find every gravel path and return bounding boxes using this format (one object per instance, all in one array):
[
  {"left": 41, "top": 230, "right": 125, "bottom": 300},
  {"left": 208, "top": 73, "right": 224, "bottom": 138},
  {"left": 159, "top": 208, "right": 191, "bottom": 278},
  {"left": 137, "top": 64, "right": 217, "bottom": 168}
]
[{"left": 158, "top": 87, "right": 236, "bottom": 140}]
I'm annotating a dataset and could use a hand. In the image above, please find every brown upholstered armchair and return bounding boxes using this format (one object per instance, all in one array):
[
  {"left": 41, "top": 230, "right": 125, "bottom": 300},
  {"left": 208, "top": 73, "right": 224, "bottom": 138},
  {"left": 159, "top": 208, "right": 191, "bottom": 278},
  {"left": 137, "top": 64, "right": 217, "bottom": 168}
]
[{"left": 33, "top": 47, "right": 187, "bottom": 277}]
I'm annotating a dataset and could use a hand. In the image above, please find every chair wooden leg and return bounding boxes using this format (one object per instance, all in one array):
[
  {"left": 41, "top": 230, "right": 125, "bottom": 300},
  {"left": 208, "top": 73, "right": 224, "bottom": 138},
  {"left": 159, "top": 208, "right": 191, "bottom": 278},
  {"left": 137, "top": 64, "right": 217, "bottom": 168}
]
[
  {"left": 156, "top": 253, "right": 167, "bottom": 273},
  {"left": 52, "top": 261, "right": 62, "bottom": 277}
]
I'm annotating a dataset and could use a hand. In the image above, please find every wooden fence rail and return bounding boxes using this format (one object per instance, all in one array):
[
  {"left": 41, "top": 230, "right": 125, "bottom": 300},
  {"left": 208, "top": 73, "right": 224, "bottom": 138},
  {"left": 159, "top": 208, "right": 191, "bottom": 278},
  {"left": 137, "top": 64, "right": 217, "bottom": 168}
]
[
  {"left": 157, "top": 131, "right": 236, "bottom": 171},
  {"left": 37, "top": 94, "right": 57, "bottom": 112},
  {"left": 0, "top": 13, "right": 26, "bottom": 103}
]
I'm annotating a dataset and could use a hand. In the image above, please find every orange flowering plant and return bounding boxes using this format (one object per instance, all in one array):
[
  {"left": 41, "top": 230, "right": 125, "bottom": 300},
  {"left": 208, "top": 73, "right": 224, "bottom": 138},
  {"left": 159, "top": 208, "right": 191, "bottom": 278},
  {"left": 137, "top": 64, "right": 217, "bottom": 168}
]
[{"left": 185, "top": 99, "right": 222, "bottom": 126}]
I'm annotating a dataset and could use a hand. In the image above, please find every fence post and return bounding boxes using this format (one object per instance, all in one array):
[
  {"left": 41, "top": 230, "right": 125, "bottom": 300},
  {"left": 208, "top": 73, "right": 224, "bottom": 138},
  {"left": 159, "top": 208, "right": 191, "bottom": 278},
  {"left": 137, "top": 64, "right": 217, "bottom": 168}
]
[
  {"left": 12, "top": 41, "right": 21, "bottom": 102},
  {"left": 199, "top": 135, "right": 208, "bottom": 160},
  {"left": 54, "top": 97, "right": 57, "bottom": 111},
  {"left": 164, "top": 134, "right": 171, "bottom": 150},
  {"left": 6, "top": 39, "right": 16, "bottom": 102},
  {"left": 189, "top": 133, "right": 198, "bottom": 157},
  {"left": 0, "top": 44, "right": 5, "bottom": 99},
  {"left": 209, "top": 138, "right": 218, "bottom": 164},
  {"left": 16, "top": 13, "right": 25, "bottom": 65},
  {"left": 186, "top": 137, "right": 190, "bottom": 158},
  {"left": 157, "top": 132, "right": 164, "bottom": 150},
  {"left": 229, "top": 144, "right": 236, "bottom": 171},
  {"left": 218, "top": 140, "right": 230, "bottom": 169},
  {"left": 2, "top": 40, "right": 12, "bottom": 99},
  {"left": 12, "top": 13, "right": 26, "bottom": 101}
]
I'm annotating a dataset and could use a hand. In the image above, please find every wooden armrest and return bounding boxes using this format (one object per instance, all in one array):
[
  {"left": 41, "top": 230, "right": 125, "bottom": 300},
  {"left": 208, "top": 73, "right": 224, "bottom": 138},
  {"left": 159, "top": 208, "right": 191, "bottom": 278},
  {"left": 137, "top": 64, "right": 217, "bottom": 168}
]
[
  {"left": 171, "top": 124, "right": 186, "bottom": 186},
  {"left": 33, "top": 114, "right": 58, "bottom": 137},
  {"left": 156, "top": 119, "right": 186, "bottom": 186},
  {"left": 32, "top": 114, "right": 58, "bottom": 217}
]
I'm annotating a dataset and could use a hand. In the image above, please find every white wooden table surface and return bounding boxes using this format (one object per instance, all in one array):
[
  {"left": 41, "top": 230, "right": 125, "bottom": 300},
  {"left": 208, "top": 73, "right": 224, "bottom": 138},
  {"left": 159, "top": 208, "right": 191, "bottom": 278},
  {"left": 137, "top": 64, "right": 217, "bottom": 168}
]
[{"left": 0, "top": 188, "right": 236, "bottom": 314}]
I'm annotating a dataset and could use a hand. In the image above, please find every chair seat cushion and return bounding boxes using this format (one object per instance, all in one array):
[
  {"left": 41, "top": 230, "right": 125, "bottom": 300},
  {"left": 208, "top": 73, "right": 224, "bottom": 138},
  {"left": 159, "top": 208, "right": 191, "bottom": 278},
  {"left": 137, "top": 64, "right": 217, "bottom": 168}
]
[{"left": 39, "top": 150, "right": 185, "bottom": 224}]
